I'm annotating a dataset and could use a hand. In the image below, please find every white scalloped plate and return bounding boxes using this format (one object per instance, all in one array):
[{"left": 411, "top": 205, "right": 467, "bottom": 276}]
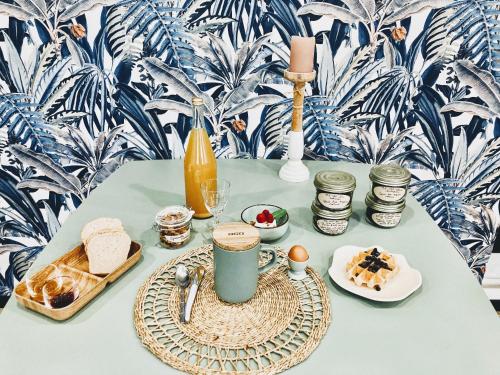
[{"left": 329, "top": 245, "right": 422, "bottom": 302}]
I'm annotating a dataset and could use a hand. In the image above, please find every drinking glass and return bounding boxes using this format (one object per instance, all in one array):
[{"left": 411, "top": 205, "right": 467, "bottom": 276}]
[
  {"left": 200, "top": 179, "right": 231, "bottom": 227},
  {"left": 26, "top": 264, "right": 60, "bottom": 304},
  {"left": 42, "top": 276, "right": 80, "bottom": 309}
]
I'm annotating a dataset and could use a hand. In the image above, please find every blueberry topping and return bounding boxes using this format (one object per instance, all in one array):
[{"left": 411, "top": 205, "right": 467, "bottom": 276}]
[
  {"left": 368, "top": 265, "right": 378, "bottom": 273},
  {"left": 356, "top": 251, "right": 392, "bottom": 274}
]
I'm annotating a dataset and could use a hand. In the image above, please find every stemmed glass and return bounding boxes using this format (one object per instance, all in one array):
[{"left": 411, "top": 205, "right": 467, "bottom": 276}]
[{"left": 201, "top": 179, "right": 231, "bottom": 229}]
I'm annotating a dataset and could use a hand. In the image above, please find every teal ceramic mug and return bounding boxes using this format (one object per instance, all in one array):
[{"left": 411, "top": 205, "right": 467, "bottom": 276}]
[{"left": 212, "top": 222, "right": 277, "bottom": 303}]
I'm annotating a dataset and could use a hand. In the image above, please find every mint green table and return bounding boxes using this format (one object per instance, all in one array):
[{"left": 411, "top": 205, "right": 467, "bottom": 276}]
[{"left": 1, "top": 160, "right": 499, "bottom": 374}]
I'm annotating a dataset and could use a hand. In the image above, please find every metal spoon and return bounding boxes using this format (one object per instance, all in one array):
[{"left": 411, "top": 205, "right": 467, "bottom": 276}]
[{"left": 174, "top": 265, "right": 190, "bottom": 323}]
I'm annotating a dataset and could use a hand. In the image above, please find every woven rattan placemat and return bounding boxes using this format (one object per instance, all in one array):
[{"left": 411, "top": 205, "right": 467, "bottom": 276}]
[{"left": 134, "top": 245, "right": 331, "bottom": 374}]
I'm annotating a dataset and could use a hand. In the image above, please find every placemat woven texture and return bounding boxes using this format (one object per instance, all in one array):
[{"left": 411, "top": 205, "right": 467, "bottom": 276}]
[{"left": 134, "top": 245, "right": 331, "bottom": 374}]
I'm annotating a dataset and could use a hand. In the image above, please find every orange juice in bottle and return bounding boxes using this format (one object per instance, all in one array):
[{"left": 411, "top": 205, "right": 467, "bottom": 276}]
[{"left": 184, "top": 97, "right": 217, "bottom": 219}]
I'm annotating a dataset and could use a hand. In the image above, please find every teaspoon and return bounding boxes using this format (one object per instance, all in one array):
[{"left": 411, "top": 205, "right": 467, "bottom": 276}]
[{"left": 174, "top": 265, "right": 190, "bottom": 323}]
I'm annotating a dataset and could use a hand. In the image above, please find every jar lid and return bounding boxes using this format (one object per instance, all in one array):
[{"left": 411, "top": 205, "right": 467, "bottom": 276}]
[
  {"left": 365, "top": 193, "right": 405, "bottom": 212},
  {"left": 213, "top": 222, "right": 260, "bottom": 251},
  {"left": 314, "top": 170, "right": 356, "bottom": 193},
  {"left": 369, "top": 164, "right": 411, "bottom": 186},
  {"left": 155, "top": 205, "right": 193, "bottom": 228},
  {"left": 311, "top": 200, "right": 352, "bottom": 219}
]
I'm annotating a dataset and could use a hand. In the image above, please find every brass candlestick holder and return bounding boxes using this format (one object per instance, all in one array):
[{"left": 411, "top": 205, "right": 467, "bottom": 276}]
[{"left": 279, "top": 69, "right": 316, "bottom": 182}]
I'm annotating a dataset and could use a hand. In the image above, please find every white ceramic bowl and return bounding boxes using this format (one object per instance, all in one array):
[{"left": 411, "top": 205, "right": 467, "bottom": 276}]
[{"left": 241, "top": 204, "right": 289, "bottom": 242}]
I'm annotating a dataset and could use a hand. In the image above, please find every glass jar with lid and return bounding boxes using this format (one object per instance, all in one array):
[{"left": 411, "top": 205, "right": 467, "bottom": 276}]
[
  {"left": 311, "top": 200, "right": 352, "bottom": 236},
  {"left": 369, "top": 164, "right": 411, "bottom": 203},
  {"left": 154, "top": 205, "right": 194, "bottom": 249},
  {"left": 314, "top": 170, "right": 356, "bottom": 211},
  {"left": 365, "top": 193, "right": 405, "bottom": 228}
]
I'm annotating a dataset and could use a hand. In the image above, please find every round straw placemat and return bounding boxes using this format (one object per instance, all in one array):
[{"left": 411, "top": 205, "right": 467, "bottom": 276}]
[{"left": 134, "top": 245, "right": 331, "bottom": 374}]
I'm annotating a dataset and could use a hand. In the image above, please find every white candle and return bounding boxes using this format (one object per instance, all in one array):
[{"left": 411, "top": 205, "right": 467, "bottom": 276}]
[{"left": 289, "top": 36, "right": 315, "bottom": 73}]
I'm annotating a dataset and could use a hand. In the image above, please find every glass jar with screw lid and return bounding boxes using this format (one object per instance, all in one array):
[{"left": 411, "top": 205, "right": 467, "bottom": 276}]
[
  {"left": 365, "top": 193, "right": 405, "bottom": 228},
  {"left": 311, "top": 200, "right": 352, "bottom": 236},
  {"left": 314, "top": 170, "right": 356, "bottom": 211},
  {"left": 369, "top": 164, "right": 411, "bottom": 204}
]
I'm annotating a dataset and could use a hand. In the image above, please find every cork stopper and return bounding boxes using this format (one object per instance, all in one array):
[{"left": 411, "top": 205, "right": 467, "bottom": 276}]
[
  {"left": 213, "top": 222, "right": 260, "bottom": 251},
  {"left": 192, "top": 97, "right": 203, "bottom": 105}
]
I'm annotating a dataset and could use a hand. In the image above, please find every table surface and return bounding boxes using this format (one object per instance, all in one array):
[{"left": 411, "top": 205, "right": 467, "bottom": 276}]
[{"left": 1, "top": 160, "right": 499, "bottom": 375}]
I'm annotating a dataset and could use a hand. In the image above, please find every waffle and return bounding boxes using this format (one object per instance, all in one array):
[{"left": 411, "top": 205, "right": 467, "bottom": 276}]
[{"left": 346, "top": 248, "right": 399, "bottom": 291}]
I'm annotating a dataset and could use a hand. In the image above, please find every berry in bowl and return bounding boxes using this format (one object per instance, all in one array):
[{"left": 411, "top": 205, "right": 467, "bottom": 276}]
[{"left": 241, "top": 204, "right": 289, "bottom": 242}]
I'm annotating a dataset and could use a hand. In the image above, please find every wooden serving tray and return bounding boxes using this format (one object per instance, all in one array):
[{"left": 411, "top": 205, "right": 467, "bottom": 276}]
[{"left": 14, "top": 241, "right": 142, "bottom": 321}]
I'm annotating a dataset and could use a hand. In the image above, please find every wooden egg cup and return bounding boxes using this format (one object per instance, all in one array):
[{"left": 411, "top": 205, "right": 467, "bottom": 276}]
[{"left": 279, "top": 69, "right": 316, "bottom": 183}]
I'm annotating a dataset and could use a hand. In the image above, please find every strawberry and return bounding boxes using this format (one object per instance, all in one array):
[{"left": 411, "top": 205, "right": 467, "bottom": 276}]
[
  {"left": 256, "top": 213, "right": 266, "bottom": 223},
  {"left": 262, "top": 209, "right": 270, "bottom": 216},
  {"left": 266, "top": 213, "right": 274, "bottom": 223}
]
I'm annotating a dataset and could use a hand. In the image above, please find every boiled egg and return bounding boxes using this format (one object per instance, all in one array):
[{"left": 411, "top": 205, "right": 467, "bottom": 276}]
[{"left": 288, "top": 245, "right": 309, "bottom": 262}]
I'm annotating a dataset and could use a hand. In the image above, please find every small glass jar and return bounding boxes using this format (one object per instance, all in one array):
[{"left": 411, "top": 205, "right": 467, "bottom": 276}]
[
  {"left": 311, "top": 200, "right": 352, "bottom": 236},
  {"left": 42, "top": 276, "right": 80, "bottom": 309},
  {"left": 314, "top": 170, "right": 356, "bottom": 211},
  {"left": 369, "top": 164, "right": 411, "bottom": 203},
  {"left": 365, "top": 193, "right": 405, "bottom": 228},
  {"left": 26, "top": 263, "right": 60, "bottom": 304},
  {"left": 154, "top": 206, "right": 194, "bottom": 249}
]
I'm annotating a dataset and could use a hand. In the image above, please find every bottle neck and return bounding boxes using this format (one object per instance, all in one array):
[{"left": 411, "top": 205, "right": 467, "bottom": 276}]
[{"left": 192, "top": 104, "right": 204, "bottom": 129}]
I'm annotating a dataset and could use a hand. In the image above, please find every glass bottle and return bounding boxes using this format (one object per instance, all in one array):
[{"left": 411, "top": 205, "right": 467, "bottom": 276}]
[{"left": 184, "top": 97, "right": 217, "bottom": 219}]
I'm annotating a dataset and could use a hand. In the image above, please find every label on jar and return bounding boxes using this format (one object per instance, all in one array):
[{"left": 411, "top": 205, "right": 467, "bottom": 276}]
[
  {"left": 317, "top": 193, "right": 350, "bottom": 210},
  {"left": 161, "top": 229, "right": 190, "bottom": 245},
  {"left": 373, "top": 186, "right": 406, "bottom": 202},
  {"left": 316, "top": 219, "right": 348, "bottom": 235},
  {"left": 371, "top": 212, "right": 401, "bottom": 227}
]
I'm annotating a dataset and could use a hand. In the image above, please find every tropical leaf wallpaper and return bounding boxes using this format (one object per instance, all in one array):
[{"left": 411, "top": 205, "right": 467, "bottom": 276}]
[{"left": 0, "top": 0, "right": 499, "bottom": 307}]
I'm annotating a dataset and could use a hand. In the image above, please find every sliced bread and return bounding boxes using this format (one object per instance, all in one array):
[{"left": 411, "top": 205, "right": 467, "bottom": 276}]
[
  {"left": 85, "top": 230, "right": 132, "bottom": 275},
  {"left": 81, "top": 217, "right": 123, "bottom": 245}
]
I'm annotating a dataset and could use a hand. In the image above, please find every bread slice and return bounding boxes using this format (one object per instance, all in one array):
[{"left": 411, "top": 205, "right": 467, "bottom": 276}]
[
  {"left": 85, "top": 230, "right": 131, "bottom": 275},
  {"left": 81, "top": 218, "right": 123, "bottom": 245}
]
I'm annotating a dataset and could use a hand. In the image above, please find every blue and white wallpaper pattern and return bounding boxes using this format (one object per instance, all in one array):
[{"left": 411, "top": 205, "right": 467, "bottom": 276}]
[{"left": 0, "top": 0, "right": 499, "bottom": 306}]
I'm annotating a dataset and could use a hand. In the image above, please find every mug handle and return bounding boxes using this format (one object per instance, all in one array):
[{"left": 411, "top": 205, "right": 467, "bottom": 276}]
[{"left": 258, "top": 246, "right": 277, "bottom": 274}]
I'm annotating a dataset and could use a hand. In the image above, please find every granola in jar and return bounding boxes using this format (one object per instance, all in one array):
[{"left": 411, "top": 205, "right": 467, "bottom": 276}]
[{"left": 154, "top": 206, "right": 194, "bottom": 249}]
